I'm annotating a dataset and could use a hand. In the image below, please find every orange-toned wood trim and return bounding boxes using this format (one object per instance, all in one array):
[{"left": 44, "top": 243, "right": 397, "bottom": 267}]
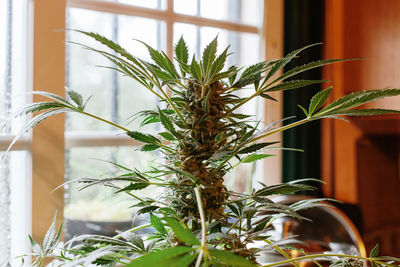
[
  {"left": 262, "top": 0, "right": 284, "bottom": 185},
  {"left": 323, "top": 0, "right": 361, "bottom": 203},
  {"left": 32, "top": 0, "right": 66, "bottom": 241},
  {"left": 322, "top": 0, "right": 345, "bottom": 198}
]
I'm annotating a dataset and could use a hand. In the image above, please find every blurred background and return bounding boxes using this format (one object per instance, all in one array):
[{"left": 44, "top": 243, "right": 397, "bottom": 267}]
[{"left": 1, "top": 0, "right": 399, "bottom": 263}]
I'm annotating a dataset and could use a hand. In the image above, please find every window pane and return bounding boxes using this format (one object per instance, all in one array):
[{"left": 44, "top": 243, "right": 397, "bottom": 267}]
[
  {"left": 0, "top": 0, "right": 29, "bottom": 264},
  {"left": 174, "top": 23, "right": 260, "bottom": 67},
  {"left": 0, "top": 0, "right": 28, "bottom": 135},
  {"left": 66, "top": 8, "right": 165, "bottom": 132},
  {"left": 64, "top": 146, "right": 159, "bottom": 239},
  {"left": 1, "top": 151, "right": 28, "bottom": 264},
  {"left": 100, "top": 0, "right": 166, "bottom": 9},
  {"left": 174, "top": 0, "right": 263, "bottom": 26}
]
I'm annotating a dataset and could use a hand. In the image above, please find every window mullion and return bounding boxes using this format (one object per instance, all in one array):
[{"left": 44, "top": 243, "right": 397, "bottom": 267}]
[
  {"left": 31, "top": 0, "right": 66, "bottom": 242},
  {"left": 261, "top": 0, "right": 284, "bottom": 186},
  {"left": 65, "top": 131, "right": 141, "bottom": 148},
  {"left": 67, "top": 0, "right": 259, "bottom": 34}
]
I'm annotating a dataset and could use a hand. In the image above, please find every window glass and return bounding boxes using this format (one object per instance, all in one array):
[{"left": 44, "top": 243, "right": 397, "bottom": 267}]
[
  {"left": 0, "top": 0, "right": 28, "bottom": 135},
  {"left": 64, "top": 146, "right": 160, "bottom": 238},
  {"left": 0, "top": 0, "right": 29, "bottom": 263},
  {"left": 174, "top": 0, "right": 263, "bottom": 26},
  {"left": 174, "top": 23, "right": 260, "bottom": 66},
  {"left": 100, "top": 0, "right": 167, "bottom": 9},
  {"left": 1, "top": 151, "right": 28, "bottom": 263},
  {"left": 66, "top": 8, "right": 164, "bottom": 132}
]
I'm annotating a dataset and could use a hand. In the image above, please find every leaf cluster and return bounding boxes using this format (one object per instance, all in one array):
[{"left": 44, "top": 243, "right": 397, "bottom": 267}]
[{"left": 4, "top": 30, "right": 400, "bottom": 267}]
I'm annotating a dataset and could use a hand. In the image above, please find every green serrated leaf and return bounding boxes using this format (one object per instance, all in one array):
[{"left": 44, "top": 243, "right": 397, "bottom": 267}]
[
  {"left": 241, "top": 154, "right": 273, "bottom": 163},
  {"left": 370, "top": 244, "right": 380, "bottom": 258},
  {"left": 276, "top": 58, "right": 356, "bottom": 84},
  {"left": 375, "top": 256, "right": 400, "bottom": 262},
  {"left": 127, "top": 131, "right": 160, "bottom": 144},
  {"left": 228, "top": 65, "right": 238, "bottom": 85},
  {"left": 137, "top": 206, "right": 159, "bottom": 214},
  {"left": 67, "top": 90, "right": 84, "bottom": 108},
  {"left": 125, "top": 247, "right": 195, "bottom": 267},
  {"left": 141, "top": 144, "right": 161, "bottom": 151},
  {"left": 159, "top": 131, "right": 176, "bottom": 141},
  {"left": 260, "top": 93, "right": 278, "bottom": 101},
  {"left": 31, "top": 91, "right": 75, "bottom": 107},
  {"left": 233, "top": 62, "right": 266, "bottom": 88},
  {"left": 12, "top": 102, "right": 69, "bottom": 118},
  {"left": 158, "top": 107, "right": 175, "bottom": 133},
  {"left": 202, "top": 36, "right": 218, "bottom": 77},
  {"left": 206, "top": 232, "right": 233, "bottom": 241},
  {"left": 140, "top": 115, "right": 160, "bottom": 126},
  {"left": 190, "top": 55, "right": 202, "bottom": 82},
  {"left": 209, "top": 46, "right": 229, "bottom": 79},
  {"left": 253, "top": 219, "right": 269, "bottom": 233},
  {"left": 169, "top": 252, "right": 197, "bottom": 267},
  {"left": 116, "top": 182, "right": 149, "bottom": 192},
  {"left": 209, "top": 249, "right": 257, "bottom": 267},
  {"left": 308, "top": 86, "right": 333, "bottom": 116},
  {"left": 150, "top": 214, "right": 167, "bottom": 235},
  {"left": 264, "top": 43, "right": 322, "bottom": 82},
  {"left": 227, "top": 204, "right": 241, "bottom": 217},
  {"left": 298, "top": 104, "right": 308, "bottom": 116},
  {"left": 164, "top": 217, "right": 200, "bottom": 246},
  {"left": 327, "top": 108, "right": 400, "bottom": 117},
  {"left": 137, "top": 40, "right": 178, "bottom": 79},
  {"left": 42, "top": 212, "right": 58, "bottom": 252},
  {"left": 3, "top": 109, "right": 68, "bottom": 159},
  {"left": 254, "top": 183, "right": 316, "bottom": 196},
  {"left": 317, "top": 88, "right": 400, "bottom": 116},
  {"left": 175, "top": 36, "right": 189, "bottom": 65},
  {"left": 264, "top": 79, "right": 327, "bottom": 92},
  {"left": 238, "top": 142, "right": 279, "bottom": 154}
]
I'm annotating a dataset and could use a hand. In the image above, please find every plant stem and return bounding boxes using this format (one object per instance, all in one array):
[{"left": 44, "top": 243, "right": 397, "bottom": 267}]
[
  {"left": 125, "top": 191, "right": 152, "bottom": 206},
  {"left": 262, "top": 253, "right": 371, "bottom": 267},
  {"left": 213, "top": 118, "right": 310, "bottom": 174},
  {"left": 250, "top": 118, "right": 310, "bottom": 144},
  {"left": 81, "top": 111, "right": 130, "bottom": 132},
  {"left": 263, "top": 239, "right": 299, "bottom": 267},
  {"left": 195, "top": 187, "right": 207, "bottom": 248},
  {"left": 157, "top": 85, "right": 189, "bottom": 128},
  {"left": 195, "top": 249, "right": 204, "bottom": 267},
  {"left": 81, "top": 111, "right": 176, "bottom": 152},
  {"left": 194, "top": 186, "right": 207, "bottom": 267}
]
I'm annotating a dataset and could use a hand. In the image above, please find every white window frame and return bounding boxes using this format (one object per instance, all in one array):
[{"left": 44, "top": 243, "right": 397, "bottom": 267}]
[{"left": 0, "top": 0, "right": 283, "bottom": 246}]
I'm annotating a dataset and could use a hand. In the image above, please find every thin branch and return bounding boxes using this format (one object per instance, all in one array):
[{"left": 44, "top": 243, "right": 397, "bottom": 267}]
[{"left": 194, "top": 186, "right": 207, "bottom": 267}]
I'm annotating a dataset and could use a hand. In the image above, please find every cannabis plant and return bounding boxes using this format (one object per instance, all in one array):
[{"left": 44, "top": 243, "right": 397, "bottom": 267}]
[{"left": 5, "top": 30, "right": 400, "bottom": 266}]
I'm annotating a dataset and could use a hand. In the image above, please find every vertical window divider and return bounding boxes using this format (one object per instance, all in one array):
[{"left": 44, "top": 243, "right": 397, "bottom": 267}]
[
  {"left": 166, "top": 0, "right": 174, "bottom": 58},
  {"left": 31, "top": 0, "right": 66, "bottom": 242}
]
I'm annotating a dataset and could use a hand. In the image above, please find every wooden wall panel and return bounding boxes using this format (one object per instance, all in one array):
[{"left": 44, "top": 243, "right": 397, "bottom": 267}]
[{"left": 324, "top": 0, "right": 400, "bottom": 255}]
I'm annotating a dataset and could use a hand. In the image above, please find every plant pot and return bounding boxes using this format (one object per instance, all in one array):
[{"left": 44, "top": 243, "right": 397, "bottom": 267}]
[{"left": 64, "top": 218, "right": 133, "bottom": 242}]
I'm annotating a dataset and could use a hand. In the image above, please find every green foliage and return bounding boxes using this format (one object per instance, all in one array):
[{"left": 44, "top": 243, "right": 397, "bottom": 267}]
[
  {"left": 28, "top": 213, "right": 63, "bottom": 266},
  {"left": 5, "top": 31, "right": 400, "bottom": 267},
  {"left": 209, "top": 249, "right": 258, "bottom": 267},
  {"left": 164, "top": 217, "right": 200, "bottom": 246},
  {"left": 126, "top": 247, "right": 196, "bottom": 267}
]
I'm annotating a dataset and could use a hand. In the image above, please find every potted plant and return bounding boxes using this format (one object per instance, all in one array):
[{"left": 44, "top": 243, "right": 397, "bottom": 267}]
[{"left": 5, "top": 31, "right": 400, "bottom": 266}]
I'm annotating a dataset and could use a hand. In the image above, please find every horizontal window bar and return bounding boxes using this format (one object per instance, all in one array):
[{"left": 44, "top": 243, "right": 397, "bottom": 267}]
[
  {"left": 65, "top": 131, "right": 141, "bottom": 148},
  {"left": 67, "top": 0, "right": 259, "bottom": 34},
  {"left": 0, "top": 135, "right": 29, "bottom": 151}
]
